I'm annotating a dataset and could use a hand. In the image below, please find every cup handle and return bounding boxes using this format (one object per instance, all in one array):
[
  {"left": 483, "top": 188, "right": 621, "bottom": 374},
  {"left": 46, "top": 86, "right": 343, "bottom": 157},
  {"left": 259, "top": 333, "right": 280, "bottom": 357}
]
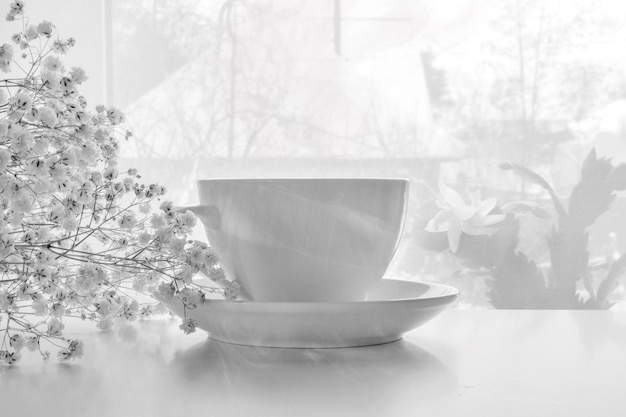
[{"left": 174, "top": 204, "right": 222, "bottom": 231}]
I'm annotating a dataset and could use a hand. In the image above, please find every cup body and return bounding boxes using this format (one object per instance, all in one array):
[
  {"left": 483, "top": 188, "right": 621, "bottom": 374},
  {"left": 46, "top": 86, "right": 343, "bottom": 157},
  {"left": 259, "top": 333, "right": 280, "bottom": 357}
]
[{"left": 195, "top": 178, "right": 409, "bottom": 302}]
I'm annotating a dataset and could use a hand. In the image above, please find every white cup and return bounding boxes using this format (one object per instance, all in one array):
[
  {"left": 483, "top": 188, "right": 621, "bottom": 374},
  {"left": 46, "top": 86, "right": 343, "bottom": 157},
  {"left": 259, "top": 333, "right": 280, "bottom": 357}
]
[{"left": 182, "top": 178, "right": 409, "bottom": 302}]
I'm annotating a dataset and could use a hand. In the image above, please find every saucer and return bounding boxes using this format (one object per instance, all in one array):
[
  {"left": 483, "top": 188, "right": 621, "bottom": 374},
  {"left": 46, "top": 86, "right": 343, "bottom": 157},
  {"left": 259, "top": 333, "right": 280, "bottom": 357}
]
[{"left": 160, "top": 279, "right": 459, "bottom": 348}]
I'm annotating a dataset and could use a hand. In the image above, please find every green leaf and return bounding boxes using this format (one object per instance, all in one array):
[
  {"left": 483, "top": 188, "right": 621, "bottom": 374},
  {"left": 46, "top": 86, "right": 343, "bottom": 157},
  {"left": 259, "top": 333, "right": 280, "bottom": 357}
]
[
  {"left": 595, "top": 254, "right": 626, "bottom": 308},
  {"left": 580, "top": 148, "right": 598, "bottom": 180},
  {"left": 568, "top": 150, "right": 616, "bottom": 230},
  {"left": 609, "top": 163, "right": 626, "bottom": 191},
  {"left": 580, "top": 148, "right": 613, "bottom": 183},
  {"left": 488, "top": 249, "right": 547, "bottom": 309}
]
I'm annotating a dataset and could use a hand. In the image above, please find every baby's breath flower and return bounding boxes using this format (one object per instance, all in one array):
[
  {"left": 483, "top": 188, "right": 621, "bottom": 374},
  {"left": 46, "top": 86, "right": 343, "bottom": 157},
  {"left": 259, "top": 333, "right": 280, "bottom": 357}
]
[
  {"left": 224, "top": 281, "right": 240, "bottom": 301},
  {"left": 42, "top": 55, "right": 64, "bottom": 72},
  {"left": 176, "top": 287, "right": 205, "bottom": 309},
  {"left": 121, "top": 300, "right": 139, "bottom": 321},
  {"left": 25, "top": 336, "right": 39, "bottom": 352},
  {"left": 106, "top": 107, "right": 125, "bottom": 124},
  {"left": 37, "top": 106, "right": 58, "bottom": 127},
  {"left": 169, "top": 237, "right": 186, "bottom": 255},
  {"left": 157, "top": 282, "right": 175, "bottom": 301},
  {"left": 51, "top": 39, "right": 68, "bottom": 54},
  {"left": 0, "top": 2, "right": 236, "bottom": 363},
  {"left": 69, "top": 66, "right": 87, "bottom": 83},
  {"left": 46, "top": 318, "right": 64, "bottom": 337},
  {"left": 10, "top": 90, "right": 31, "bottom": 111},
  {"left": 10, "top": 334, "right": 25, "bottom": 351},
  {"left": 179, "top": 318, "right": 197, "bottom": 335},
  {"left": 24, "top": 25, "right": 38, "bottom": 40},
  {"left": 117, "top": 212, "right": 137, "bottom": 230},
  {"left": 9, "top": 1, "right": 24, "bottom": 17},
  {"left": 36, "top": 20, "right": 54, "bottom": 37},
  {"left": 0, "top": 43, "right": 13, "bottom": 72},
  {"left": 4, "top": 351, "right": 21, "bottom": 365}
]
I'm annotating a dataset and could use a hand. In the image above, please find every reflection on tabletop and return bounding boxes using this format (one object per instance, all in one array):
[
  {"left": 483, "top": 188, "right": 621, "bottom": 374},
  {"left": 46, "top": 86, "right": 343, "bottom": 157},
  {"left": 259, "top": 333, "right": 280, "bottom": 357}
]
[
  {"left": 170, "top": 338, "right": 455, "bottom": 416},
  {"left": 4, "top": 310, "right": 626, "bottom": 417},
  {"left": 0, "top": 317, "right": 455, "bottom": 417}
]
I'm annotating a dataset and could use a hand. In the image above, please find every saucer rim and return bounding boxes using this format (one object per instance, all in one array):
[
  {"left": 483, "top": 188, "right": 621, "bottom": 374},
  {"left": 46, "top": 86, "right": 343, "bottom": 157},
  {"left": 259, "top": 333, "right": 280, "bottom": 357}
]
[{"left": 202, "top": 279, "right": 460, "bottom": 306}]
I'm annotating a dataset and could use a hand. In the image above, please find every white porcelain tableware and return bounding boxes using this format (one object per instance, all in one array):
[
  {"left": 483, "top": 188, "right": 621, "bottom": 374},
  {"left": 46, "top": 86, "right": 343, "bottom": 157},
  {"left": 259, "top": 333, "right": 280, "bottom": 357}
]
[
  {"left": 180, "top": 178, "right": 409, "bottom": 302},
  {"left": 158, "top": 278, "right": 459, "bottom": 348}
]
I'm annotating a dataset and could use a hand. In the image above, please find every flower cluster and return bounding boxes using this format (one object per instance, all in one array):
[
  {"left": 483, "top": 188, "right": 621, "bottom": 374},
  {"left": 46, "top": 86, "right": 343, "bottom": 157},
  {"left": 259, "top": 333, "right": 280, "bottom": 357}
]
[{"left": 0, "top": 1, "right": 237, "bottom": 365}]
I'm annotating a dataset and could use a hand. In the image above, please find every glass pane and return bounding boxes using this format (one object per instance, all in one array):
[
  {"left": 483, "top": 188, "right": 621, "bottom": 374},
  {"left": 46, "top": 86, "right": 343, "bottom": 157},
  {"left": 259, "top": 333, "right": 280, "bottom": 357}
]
[{"left": 109, "top": 0, "right": 626, "bottom": 309}]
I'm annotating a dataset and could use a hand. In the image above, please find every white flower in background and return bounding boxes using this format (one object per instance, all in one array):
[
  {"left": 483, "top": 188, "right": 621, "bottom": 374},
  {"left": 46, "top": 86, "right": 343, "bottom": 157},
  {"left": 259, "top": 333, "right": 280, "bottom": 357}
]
[
  {"left": 46, "top": 318, "right": 64, "bottom": 336},
  {"left": 51, "top": 40, "right": 69, "bottom": 54},
  {"left": 0, "top": 88, "right": 7, "bottom": 106},
  {"left": 7, "top": 0, "right": 24, "bottom": 19},
  {"left": 36, "top": 20, "right": 54, "bottom": 37},
  {"left": 106, "top": 107, "right": 125, "bottom": 125},
  {"left": 157, "top": 282, "right": 175, "bottom": 301},
  {"left": 0, "top": 43, "right": 13, "bottom": 72},
  {"left": 37, "top": 106, "right": 58, "bottom": 127},
  {"left": 426, "top": 183, "right": 506, "bottom": 253},
  {"left": 179, "top": 318, "right": 197, "bottom": 335},
  {"left": 42, "top": 55, "right": 64, "bottom": 72},
  {"left": 69, "top": 66, "right": 87, "bottom": 83},
  {"left": 9, "top": 90, "right": 31, "bottom": 112},
  {"left": 24, "top": 25, "right": 38, "bottom": 41},
  {"left": 176, "top": 287, "right": 205, "bottom": 309}
]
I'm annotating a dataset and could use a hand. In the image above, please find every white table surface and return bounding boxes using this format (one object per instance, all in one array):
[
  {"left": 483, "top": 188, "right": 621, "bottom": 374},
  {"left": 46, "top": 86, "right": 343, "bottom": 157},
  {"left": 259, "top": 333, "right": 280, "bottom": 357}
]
[{"left": 2, "top": 309, "right": 625, "bottom": 417}]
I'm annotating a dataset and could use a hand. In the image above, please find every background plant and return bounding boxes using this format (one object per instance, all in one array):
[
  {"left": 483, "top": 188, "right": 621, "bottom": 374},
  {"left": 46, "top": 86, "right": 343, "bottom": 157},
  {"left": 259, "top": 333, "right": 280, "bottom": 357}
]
[
  {"left": 423, "top": 149, "right": 626, "bottom": 309},
  {"left": 0, "top": 1, "right": 237, "bottom": 365}
]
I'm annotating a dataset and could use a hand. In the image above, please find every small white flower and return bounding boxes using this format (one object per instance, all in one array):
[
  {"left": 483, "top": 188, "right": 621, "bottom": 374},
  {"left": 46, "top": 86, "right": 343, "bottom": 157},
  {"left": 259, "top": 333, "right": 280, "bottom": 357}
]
[
  {"left": 117, "top": 212, "right": 137, "bottom": 230},
  {"left": 47, "top": 318, "right": 64, "bottom": 337},
  {"left": 25, "top": 336, "right": 39, "bottom": 352},
  {"left": 179, "top": 318, "right": 197, "bottom": 335},
  {"left": 69, "top": 67, "right": 88, "bottom": 83},
  {"left": 51, "top": 40, "right": 69, "bottom": 54},
  {"left": 36, "top": 20, "right": 54, "bottom": 37},
  {"left": 37, "top": 106, "right": 58, "bottom": 127},
  {"left": 106, "top": 107, "right": 125, "bottom": 124},
  {"left": 4, "top": 351, "right": 21, "bottom": 365},
  {"left": 25, "top": 25, "right": 39, "bottom": 41},
  {"left": 176, "top": 265, "right": 195, "bottom": 284},
  {"left": 9, "top": 90, "right": 31, "bottom": 112},
  {"left": 42, "top": 55, "right": 64, "bottom": 72},
  {"left": 156, "top": 282, "right": 175, "bottom": 301},
  {"left": 0, "top": 44, "right": 14, "bottom": 73},
  {"left": 176, "top": 287, "right": 205, "bottom": 309},
  {"left": 168, "top": 237, "right": 186, "bottom": 255},
  {"left": 9, "top": 1, "right": 24, "bottom": 17},
  {"left": 224, "top": 281, "right": 240, "bottom": 301},
  {"left": 122, "top": 300, "right": 139, "bottom": 321}
]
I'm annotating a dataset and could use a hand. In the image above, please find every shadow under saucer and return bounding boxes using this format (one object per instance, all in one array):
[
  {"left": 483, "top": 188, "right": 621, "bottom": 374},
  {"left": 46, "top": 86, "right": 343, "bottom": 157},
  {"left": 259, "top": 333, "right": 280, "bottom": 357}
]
[{"left": 168, "top": 338, "right": 457, "bottom": 417}]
